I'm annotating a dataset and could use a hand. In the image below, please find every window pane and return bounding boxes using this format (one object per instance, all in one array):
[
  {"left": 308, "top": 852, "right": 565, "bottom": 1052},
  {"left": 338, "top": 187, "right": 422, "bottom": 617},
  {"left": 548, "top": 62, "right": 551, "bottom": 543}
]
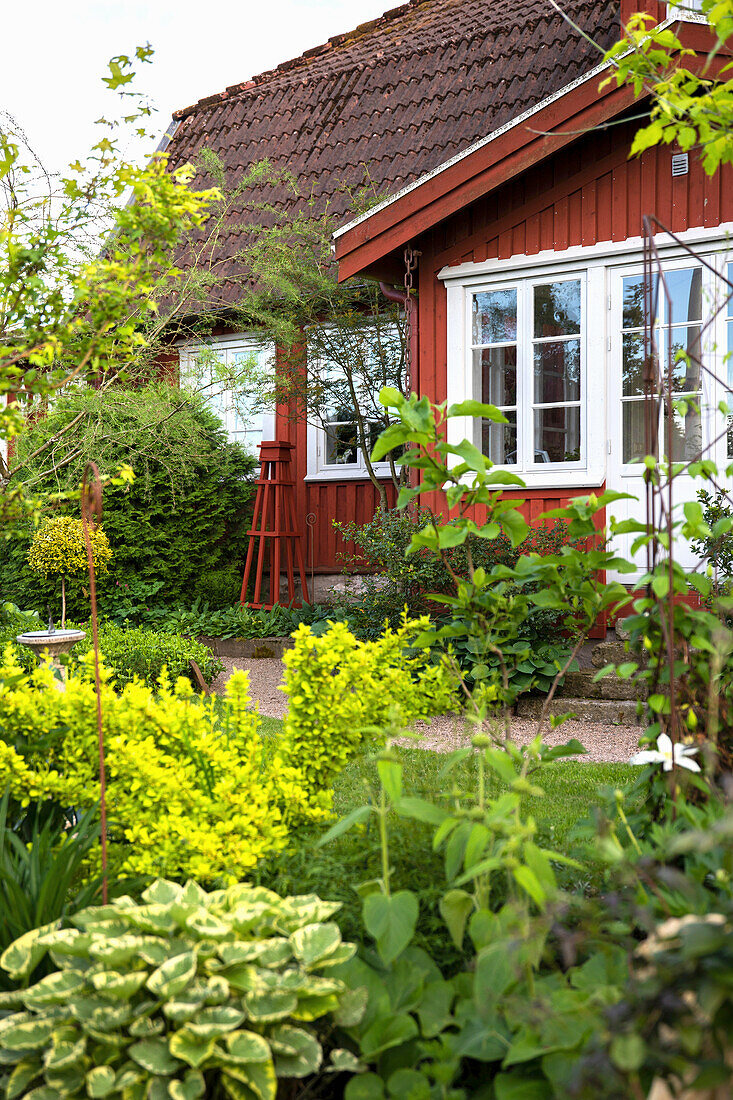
[
  {"left": 476, "top": 346, "right": 517, "bottom": 406},
  {"left": 664, "top": 266, "right": 702, "bottom": 325},
  {"left": 664, "top": 399, "right": 702, "bottom": 461},
  {"left": 533, "top": 340, "right": 580, "bottom": 403},
  {"left": 533, "top": 280, "right": 580, "bottom": 338},
  {"left": 472, "top": 289, "right": 517, "bottom": 344},
  {"left": 623, "top": 274, "right": 648, "bottom": 330},
  {"left": 623, "top": 332, "right": 647, "bottom": 397},
  {"left": 325, "top": 422, "right": 359, "bottom": 465},
  {"left": 534, "top": 406, "right": 581, "bottom": 463},
  {"left": 622, "top": 399, "right": 647, "bottom": 463},
  {"left": 665, "top": 326, "right": 702, "bottom": 392},
  {"left": 482, "top": 413, "right": 517, "bottom": 466}
]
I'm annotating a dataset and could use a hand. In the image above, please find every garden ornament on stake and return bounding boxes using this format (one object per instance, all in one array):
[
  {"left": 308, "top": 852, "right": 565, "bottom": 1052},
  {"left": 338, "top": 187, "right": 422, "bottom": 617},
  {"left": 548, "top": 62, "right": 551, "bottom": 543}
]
[{"left": 81, "top": 461, "right": 108, "bottom": 903}]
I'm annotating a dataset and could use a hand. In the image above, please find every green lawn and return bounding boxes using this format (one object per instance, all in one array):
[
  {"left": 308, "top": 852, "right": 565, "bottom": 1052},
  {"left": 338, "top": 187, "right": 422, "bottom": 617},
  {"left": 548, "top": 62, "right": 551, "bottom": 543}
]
[{"left": 250, "top": 715, "right": 634, "bottom": 966}]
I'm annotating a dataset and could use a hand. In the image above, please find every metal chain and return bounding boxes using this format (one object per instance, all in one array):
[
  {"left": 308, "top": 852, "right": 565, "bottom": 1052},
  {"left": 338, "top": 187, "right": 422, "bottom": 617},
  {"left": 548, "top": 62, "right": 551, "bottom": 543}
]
[{"left": 403, "top": 244, "right": 420, "bottom": 396}]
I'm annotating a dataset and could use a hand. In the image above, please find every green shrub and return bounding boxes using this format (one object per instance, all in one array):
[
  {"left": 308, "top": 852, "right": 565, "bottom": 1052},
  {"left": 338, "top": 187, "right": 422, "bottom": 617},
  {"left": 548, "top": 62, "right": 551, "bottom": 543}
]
[
  {"left": 335, "top": 508, "right": 571, "bottom": 642},
  {"left": 2, "top": 384, "right": 256, "bottom": 618},
  {"left": 0, "top": 653, "right": 331, "bottom": 883},
  {"left": 71, "top": 623, "right": 223, "bottom": 689},
  {"left": 0, "top": 878, "right": 358, "bottom": 1099},
  {"left": 161, "top": 600, "right": 347, "bottom": 640},
  {"left": 279, "top": 618, "right": 460, "bottom": 791}
]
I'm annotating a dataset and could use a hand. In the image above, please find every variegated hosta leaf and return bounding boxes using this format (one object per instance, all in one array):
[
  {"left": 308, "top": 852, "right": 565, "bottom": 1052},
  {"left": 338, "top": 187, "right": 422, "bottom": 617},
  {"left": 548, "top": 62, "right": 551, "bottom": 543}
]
[
  {"left": 291, "top": 993, "right": 341, "bottom": 1022},
  {"left": 128, "top": 1036, "right": 182, "bottom": 1075},
  {"left": 125, "top": 905, "right": 180, "bottom": 936},
  {"left": 20, "top": 971, "right": 87, "bottom": 1009},
  {"left": 70, "top": 998, "right": 136, "bottom": 1031},
  {"left": 147, "top": 1077, "right": 170, "bottom": 1100},
  {"left": 43, "top": 1037, "right": 86, "bottom": 1069},
  {"left": 86, "top": 1065, "right": 116, "bottom": 1097},
  {"left": 314, "top": 944, "right": 357, "bottom": 969},
  {"left": 275, "top": 897, "right": 342, "bottom": 932},
  {"left": 186, "top": 1005, "right": 245, "bottom": 1039},
  {"left": 113, "top": 1061, "right": 145, "bottom": 1090},
  {"left": 142, "top": 880, "right": 184, "bottom": 906},
  {"left": 219, "top": 942, "right": 275, "bottom": 966},
  {"left": 0, "top": 1015, "right": 57, "bottom": 1051},
  {"left": 0, "top": 923, "right": 58, "bottom": 980},
  {"left": 289, "top": 923, "right": 342, "bottom": 968},
  {"left": 88, "top": 934, "right": 156, "bottom": 966},
  {"left": 254, "top": 942, "right": 293, "bottom": 969},
  {"left": 5, "top": 1059, "right": 40, "bottom": 1099},
  {"left": 244, "top": 991, "right": 298, "bottom": 1022},
  {"left": 168, "top": 1030, "right": 217, "bottom": 1069},
  {"left": 127, "top": 1015, "right": 164, "bottom": 1039},
  {"left": 168, "top": 1069, "right": 206, "bottom": 1100},
  {"left": 43, "top": 1064, "right": 86, "bottom": 1093},
  {"left": 328, "top": 1048, "right": 367, "bottom": 1073},
  {"left": 91, "top": 969, "right": 148, "bottom": 1000},
  {"left": 333, "top": 986, "right": 369, "bottom": 1028},
  {"left": 223, "top": 1059, "right": 277, "bottom": 1100},
  {"left": 270, "top": 1025, "right": 322, "bottom": 1078},
  {"left": 146, "top": 951, "right": 197, "bottom": 999},
  {"left": 222, "top": 1030, "right": 271, "bottom": 1065},
  {"left": 185, "top": 911, "right": 231, "bottom": 941}
]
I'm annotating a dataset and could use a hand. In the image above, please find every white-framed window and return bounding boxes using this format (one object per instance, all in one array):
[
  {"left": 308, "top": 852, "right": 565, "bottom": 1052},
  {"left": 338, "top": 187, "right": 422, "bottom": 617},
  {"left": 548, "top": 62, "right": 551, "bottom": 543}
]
[
  {"left": 178, "top": 334, "right": 276, "bottom": 460},
  {"left": 306, "top": 319, "right": 403, "bottom": 481},
  {"left": 471, "top": 275, "right": 585, "bottom": 471},
  {"left": 441, "top": 227, "right": 733, "bottom": 492},
  {"left": 667, "top": 0, "right": 706, "bottom": 21}
]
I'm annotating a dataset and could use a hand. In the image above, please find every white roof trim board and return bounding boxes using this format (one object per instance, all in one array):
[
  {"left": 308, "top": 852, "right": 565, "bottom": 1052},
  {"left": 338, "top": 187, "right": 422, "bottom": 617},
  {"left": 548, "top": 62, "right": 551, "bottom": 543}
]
[{"left": 332, "top": 14, "right": 681, "bottom": 242}]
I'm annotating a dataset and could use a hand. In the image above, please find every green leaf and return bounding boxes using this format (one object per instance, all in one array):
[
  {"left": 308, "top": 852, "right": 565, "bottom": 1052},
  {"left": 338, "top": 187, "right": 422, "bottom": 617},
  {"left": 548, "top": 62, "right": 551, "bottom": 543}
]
[
  {"left": 610, "top": 1033, "right": 646, "bottom": 1072},
  {"left": 447, "top": 400, "right": 508, "bottom": 422},
  {"left": 501, "top": 509, "right": 530, "bottom": 547},
  {"left": 146, "top": 951, "right": 197, "bottom": 999},
  {"left": 186, "top": 1005, "right": 245, "bottom": 1039},
  {"left": 360, "top": 1012, "right": 418, "bottom": 1059},
  {"left": 512, "top": 866, "right": 546, "bottom": 909},
  {"left": 290, "top": 923, "right": 342, "bottom": 968},
  {"left": 224, "top": 1060, "right": 277, "bottom": 1100},
  {"left": 494, "top": 1072, "right": 553, "bottom": 1099},
  {"left": 244, "top": 990, "right": 298, "bottom": 1022},
  {"left": 0, "top": 923, "right": 56, "bottom": 980},
  {"left": 483, "top": 748, "right": 519, "bottom": 785},
  {"left": 168, "top": 1072, "right": 206, "bottom": 1100},
  {"left": 377, "top": 758, "right": 403, "bottom": 803},
  {"left": 224, "top": 1030, "right": 272, "bottom": 1064},
  {"left": 362, "top": 891, "right": 419, "bottom": 965},
  {"left": 86, "top": 1066, "right": 115, "bottom": 1098},
  {"left": 6, "top": 1062, "right": 40, "bottom": 1100},
  {"left": 439, "top": 889, "right": 474, "bottom": 949},
  {"left": 345, "top": 1074, "right": 386, "bottom": 1100},
  {"left": 270, "top": 1026, "right": 322, "bottom": 1077},
  {"left": 317, "top": 806, "right": 372, "bottom": 847},
  {"left": 168, "top": 1030, "right": 217, "bottom": 1069},
  {"left": 128, "top": 1037, "right": 181, "bottom": 1075},
  {"left": 394, "top": 797, "right": 448, "bottom": 825}
]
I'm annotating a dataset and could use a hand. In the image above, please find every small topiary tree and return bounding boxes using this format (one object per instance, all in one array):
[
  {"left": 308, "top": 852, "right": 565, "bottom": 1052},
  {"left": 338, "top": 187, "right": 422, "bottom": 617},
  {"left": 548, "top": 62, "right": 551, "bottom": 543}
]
[{"left": 27, "top": 517, "right": 111, "bottom": 627}]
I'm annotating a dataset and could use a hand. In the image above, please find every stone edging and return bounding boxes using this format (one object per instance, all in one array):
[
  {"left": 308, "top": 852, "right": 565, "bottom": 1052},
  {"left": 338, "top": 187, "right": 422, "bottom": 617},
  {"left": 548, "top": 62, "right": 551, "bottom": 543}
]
[{"left": 197, "top": 635, "right": 294, "bottom": 658}]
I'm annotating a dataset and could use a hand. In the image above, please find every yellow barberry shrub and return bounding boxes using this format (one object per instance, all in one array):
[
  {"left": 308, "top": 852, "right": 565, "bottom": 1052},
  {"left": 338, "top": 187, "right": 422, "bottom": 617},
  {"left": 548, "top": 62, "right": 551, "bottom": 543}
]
[
  {"left": 0, "top": 646, "right": 329, "bottom": 884},
  {"left": 279, "top": 616, "right": 460, "bottom": 791},
  {"left": 27, "top": 516, "right": 112, "bottom": 578}
]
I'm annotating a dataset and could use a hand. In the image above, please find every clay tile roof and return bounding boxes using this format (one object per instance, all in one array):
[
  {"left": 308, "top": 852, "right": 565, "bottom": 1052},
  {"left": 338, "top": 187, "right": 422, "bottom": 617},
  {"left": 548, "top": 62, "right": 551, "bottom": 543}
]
[{"left": 165, "top": 0, "right": 621, "bottom": 310}]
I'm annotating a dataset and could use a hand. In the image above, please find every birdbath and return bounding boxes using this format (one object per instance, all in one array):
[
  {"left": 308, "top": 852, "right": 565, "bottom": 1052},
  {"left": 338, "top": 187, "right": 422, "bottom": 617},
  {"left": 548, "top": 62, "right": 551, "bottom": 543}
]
[{"left": 15, "top": 628, "right": 86, "bottom": 689}]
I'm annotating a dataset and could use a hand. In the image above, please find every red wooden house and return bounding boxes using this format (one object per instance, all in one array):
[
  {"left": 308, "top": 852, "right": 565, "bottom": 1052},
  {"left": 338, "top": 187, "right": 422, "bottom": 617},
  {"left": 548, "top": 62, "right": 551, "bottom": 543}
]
[{"left": 161, "top": 0, "right": 727, "bottom": 594}]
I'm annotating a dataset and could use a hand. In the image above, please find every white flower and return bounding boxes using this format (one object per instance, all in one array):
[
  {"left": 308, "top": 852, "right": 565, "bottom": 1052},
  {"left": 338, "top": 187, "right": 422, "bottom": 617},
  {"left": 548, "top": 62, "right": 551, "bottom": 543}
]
[{"left": 629, "top": 732, "right": 701, "bottom": 772}]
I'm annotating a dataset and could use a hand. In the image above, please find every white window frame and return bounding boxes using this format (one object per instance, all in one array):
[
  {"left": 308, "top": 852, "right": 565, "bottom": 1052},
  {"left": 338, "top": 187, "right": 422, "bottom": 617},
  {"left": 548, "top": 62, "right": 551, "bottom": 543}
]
[
  {"left": 440, "top": 223, "right": 733, "bottom": 491},
  {"left": 306, "top": 325, "right": 399, "bottom": 482},
  {"left": 667, "top": 0, "right": 707, "bottom": 22},
  {"left": 177, "top": 333, "right": 276, "bottom": 459}
]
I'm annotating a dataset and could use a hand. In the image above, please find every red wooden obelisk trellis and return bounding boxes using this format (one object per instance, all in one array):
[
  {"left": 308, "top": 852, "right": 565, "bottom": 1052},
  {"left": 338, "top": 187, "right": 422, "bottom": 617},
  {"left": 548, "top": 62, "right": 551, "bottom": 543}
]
[{"left": 240, "top": 440, "right": 310, "bottom": 609}]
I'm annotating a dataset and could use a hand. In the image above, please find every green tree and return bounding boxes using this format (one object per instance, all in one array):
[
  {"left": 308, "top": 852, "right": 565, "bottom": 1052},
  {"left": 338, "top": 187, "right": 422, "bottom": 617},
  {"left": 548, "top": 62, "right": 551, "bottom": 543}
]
[
  {"left": 604, "top": 0, "right": 733, "bottom": 173},
  {"left": 0, "top": 46, "right": 220, "bottom": 520}
]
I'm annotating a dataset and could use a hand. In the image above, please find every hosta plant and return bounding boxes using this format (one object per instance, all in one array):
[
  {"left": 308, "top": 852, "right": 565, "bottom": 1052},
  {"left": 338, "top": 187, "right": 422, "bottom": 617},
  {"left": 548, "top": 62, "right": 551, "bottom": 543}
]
[{"left": 0, "top": 878, "right": 361, "bottom": 1100}]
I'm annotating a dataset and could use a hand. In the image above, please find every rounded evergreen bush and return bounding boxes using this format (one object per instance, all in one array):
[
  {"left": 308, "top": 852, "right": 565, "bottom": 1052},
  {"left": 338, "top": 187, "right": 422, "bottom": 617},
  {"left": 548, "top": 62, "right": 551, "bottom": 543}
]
[{"left": 2, "top": 384, "right": 256, "bottom": 618}]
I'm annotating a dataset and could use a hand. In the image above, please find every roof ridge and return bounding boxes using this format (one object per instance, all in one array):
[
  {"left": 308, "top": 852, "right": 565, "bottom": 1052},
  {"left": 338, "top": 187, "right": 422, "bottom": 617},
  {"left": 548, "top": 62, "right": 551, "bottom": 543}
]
[{"left": 173, "top": 0, "right": 435, "bottom": 121}]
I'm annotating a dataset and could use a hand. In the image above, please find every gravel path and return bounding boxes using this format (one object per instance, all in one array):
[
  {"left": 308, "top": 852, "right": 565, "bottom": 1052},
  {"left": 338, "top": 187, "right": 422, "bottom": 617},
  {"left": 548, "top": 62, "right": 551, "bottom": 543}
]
[{"left": 210, "top": 656, "right": 640, "bottom": 764}]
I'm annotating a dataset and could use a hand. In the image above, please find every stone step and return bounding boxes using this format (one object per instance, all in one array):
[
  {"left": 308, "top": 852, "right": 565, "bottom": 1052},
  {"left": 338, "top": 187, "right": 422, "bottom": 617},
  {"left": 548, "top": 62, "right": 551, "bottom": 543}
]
[
  {"left": 591, "top": 639, "right": 631, "bottom": 668},
  {"left": 558, "top": 669, "right": 646, "bottom": 701},
  {"left": 516, "top": 696, "right": 643, "bottom": 726}
]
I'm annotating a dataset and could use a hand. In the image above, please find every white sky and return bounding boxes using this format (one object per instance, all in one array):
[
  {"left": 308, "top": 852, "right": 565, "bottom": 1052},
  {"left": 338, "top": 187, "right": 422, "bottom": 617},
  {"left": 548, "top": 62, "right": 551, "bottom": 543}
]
[{"left": 1, "top": 0, "right": 392, "bottom": 175}]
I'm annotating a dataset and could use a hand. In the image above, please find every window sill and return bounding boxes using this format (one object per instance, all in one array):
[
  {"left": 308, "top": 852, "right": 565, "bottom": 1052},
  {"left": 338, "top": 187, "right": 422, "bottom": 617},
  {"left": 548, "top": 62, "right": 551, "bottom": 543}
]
[
  {"left": 304, "top": 467, "right": 395, "bottom": 482},
  {"left": 468, "top": 466, "right": 606, "bottom": 491}
]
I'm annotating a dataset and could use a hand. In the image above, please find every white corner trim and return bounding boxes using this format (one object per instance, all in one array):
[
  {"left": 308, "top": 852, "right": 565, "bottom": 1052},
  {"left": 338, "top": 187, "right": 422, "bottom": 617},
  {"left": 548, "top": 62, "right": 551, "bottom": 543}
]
[
  {"left": 438, "top": 223, "right": 733, "bottom": 283},
  {"left": 333, "top": 15, "right": 680, "bottom": 243}
]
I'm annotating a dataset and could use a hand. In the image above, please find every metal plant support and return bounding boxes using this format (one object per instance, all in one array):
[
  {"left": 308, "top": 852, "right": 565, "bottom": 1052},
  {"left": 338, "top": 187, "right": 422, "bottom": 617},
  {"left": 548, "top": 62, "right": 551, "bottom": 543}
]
[{"left": 642, "top": 214, "right": 733, "bottom": 752}]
